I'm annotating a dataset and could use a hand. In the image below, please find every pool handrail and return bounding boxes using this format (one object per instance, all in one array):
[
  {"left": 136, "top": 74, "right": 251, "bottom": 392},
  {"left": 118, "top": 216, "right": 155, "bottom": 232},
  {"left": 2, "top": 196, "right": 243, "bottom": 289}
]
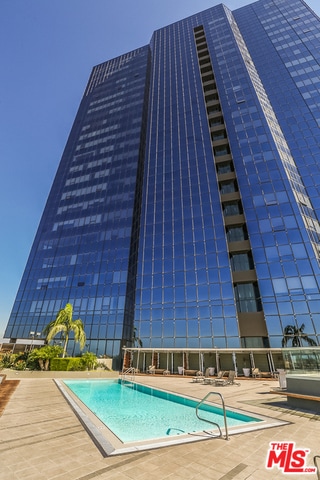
[
  {"left": 195, "top": 391, "right": 229, "bottom": 440},
  {"left": 121, "top": 367, "right": 136, "bottom": 383}
]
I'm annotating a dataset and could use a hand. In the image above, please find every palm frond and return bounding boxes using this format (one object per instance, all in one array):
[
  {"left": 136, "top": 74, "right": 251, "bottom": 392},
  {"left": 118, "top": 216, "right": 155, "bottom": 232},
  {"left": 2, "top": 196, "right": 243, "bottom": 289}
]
[
  {"left": 282, "top": 323, "right": 317, "bottom": 348},
  {"left": 71, "top": 319, "right": 86, "bottom": 349},
  {"left": 44, "top": 303, "right": 86, "bottom": 357},
  {"left": 45, "top": 324, "right": 67, "bottom": 343}
]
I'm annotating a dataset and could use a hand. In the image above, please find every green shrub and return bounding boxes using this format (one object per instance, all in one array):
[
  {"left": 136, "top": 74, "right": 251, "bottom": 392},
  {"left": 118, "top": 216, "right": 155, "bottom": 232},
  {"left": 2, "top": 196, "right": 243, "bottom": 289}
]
[
  {"left": 0, "top": 352, "right": 30, "bottom": 370},
  {"left": 50, "top": 357, "right": 84, "bottom": 371},
  {"left": 0, "top": 352, "right": 16, "bottom": 369},
  {"left": 28, "top": 345, "right": 63, "bottom": 371},
  {"left": 67, "top": 358, "right": 83, "bottom": 371},
  {"left": 50, "top": 358, "right": 70, "bottom": 371},
  {"left": 13, "top": 360, "right": 27, "bottom": 370},
  {"left": 26, "top": 356, "right": 41, "bottom": 370},
  {"left": 80, "top": 352, "right": 98, "bottom": 370}
]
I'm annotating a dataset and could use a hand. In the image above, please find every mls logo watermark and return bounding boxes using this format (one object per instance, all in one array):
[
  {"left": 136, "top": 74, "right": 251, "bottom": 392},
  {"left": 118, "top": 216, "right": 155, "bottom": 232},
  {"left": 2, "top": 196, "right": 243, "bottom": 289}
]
[{"left": 266, "top": 442, "right": 316, "bottom": 474}]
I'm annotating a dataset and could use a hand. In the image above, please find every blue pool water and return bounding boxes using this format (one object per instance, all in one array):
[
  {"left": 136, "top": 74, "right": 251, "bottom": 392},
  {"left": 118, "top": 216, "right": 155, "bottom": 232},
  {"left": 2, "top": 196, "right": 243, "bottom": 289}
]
[{"left": 63, "top": 379, "right": 260, "bottom": 443}]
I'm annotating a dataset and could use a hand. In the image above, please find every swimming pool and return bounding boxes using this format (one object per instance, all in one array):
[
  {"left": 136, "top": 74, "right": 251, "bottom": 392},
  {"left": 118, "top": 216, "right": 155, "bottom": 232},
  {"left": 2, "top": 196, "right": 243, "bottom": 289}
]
[
  {"left": 56, "top": 378, "right": 288, "bottom": 456},
  {"left": 63, "top": 379, "right": 259, "bottom": 442}
]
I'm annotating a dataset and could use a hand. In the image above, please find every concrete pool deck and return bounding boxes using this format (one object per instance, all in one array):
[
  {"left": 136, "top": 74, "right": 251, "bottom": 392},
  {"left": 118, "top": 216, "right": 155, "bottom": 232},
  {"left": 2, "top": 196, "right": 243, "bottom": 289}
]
[{"left": 0, "top": 370, "right": 319, "bottom": 479}]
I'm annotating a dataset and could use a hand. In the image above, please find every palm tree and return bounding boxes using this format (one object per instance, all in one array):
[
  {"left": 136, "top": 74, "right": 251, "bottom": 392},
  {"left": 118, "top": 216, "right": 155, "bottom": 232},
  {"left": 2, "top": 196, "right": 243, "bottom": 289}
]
[
  {"left": 43, "top": 303, "right": 86, "bottom": 358},
  {"left": 282, "top": 323, "right": 317, "bottom": 347}
]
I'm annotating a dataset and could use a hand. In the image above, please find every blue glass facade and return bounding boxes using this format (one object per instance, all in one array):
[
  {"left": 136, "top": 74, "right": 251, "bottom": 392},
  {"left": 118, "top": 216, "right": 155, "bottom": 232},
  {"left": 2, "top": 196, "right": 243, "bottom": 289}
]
[
  {"left": 5, "top": 47, "right": 150, "bottom": 362},
  {"left": 5, "top": 1, "right": 320, "bottom": 363}
]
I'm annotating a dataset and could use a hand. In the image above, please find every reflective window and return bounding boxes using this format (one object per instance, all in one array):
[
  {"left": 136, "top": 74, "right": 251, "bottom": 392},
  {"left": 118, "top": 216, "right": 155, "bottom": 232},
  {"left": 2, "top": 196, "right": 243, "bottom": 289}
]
[
  {"left": 230, "top": 253, "right": 254, "bottom": 271},
  {"left": 223, "top": 202, "right": 242, "bottom": 216},
  {"left": 226, "top": 225, "right": 248, "bottom": 242},
  {"left": 234, "top": 283, "right": 262, "bottom": 312}
]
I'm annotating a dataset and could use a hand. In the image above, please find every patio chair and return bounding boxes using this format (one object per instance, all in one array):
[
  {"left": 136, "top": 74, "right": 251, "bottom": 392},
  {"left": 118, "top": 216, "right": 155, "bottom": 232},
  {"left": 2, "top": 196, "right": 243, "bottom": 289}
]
[
  {"left": 252, "top": 367, "right": 272, "bottom": 378},
  {"left": 203, "top": 369, "right": 224, "bottom": 385},
  {"left": 201, "top": 367, "right": 213, "bottom": 385},
  {"left": 215, "top": 370, "right": 240, "bottom": 386},
  {"left": 192, "top": 370, "right": 205, "bottom": 382},
  {"left": 252, "top": 367, "right": 261, "bottom": 378}
]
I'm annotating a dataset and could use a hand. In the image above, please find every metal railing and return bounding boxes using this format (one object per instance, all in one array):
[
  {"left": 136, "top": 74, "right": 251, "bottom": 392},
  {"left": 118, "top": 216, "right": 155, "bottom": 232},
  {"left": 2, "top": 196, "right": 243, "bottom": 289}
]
[
  {"left": 196, "top": 391, "right": 229, "bottom": 440},
  {"left": 120, "top": 367, "right": 136, "bottom": 383}
]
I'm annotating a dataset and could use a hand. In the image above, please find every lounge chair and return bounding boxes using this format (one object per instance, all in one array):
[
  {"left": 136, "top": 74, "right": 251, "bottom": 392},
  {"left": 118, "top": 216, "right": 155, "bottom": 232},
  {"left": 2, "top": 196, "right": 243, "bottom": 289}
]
[
  {"left": 252, "top": 367, "right": 272, "bottom": 378},
  {"left": 147, "top": 366, "right": 169, "bottom": 375},
  {"left": 203, "top": 369, "right": 224, "bottom": 385},
  {"left": 192, "top": 371, "right": 205, "bottom": 382},
  {"left": 215, "top": 370, "right": 240, "bottom": 386},
  {"left": 201, "top": 368, "right": 211, "bottom": 384}
]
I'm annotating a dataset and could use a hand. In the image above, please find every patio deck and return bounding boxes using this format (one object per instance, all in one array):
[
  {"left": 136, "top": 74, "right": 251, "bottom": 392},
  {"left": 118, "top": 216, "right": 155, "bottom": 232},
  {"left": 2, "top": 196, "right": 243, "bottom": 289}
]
[{"left": 0, "top": 369, "right": 319, "bottom": 479}]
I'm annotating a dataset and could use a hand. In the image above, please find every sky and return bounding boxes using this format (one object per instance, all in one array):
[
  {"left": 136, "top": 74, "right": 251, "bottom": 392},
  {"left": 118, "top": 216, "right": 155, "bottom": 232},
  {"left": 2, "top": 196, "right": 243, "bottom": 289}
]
[{"left": 1, "top": 0, "right": 320, "bottom": 338}]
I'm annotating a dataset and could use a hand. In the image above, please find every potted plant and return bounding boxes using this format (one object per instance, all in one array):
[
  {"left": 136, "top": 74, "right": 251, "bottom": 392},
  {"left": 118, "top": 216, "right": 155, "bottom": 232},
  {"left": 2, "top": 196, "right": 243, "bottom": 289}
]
[{"left": 242, "top": 358, "right": 250, "bottom": 377}]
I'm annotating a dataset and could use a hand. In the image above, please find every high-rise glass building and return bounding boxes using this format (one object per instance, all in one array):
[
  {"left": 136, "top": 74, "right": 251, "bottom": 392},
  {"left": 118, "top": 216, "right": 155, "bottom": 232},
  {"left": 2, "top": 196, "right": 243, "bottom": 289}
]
[{"left": 5, "top": 0, "right": 320, "bottom": 367}]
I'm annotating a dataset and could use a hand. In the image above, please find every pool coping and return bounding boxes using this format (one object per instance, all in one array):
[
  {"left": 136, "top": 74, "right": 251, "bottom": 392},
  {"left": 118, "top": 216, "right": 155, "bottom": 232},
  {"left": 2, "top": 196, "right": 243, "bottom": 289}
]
[{"left": 54, "top": 378, "right": 289, "bottom": 456}]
